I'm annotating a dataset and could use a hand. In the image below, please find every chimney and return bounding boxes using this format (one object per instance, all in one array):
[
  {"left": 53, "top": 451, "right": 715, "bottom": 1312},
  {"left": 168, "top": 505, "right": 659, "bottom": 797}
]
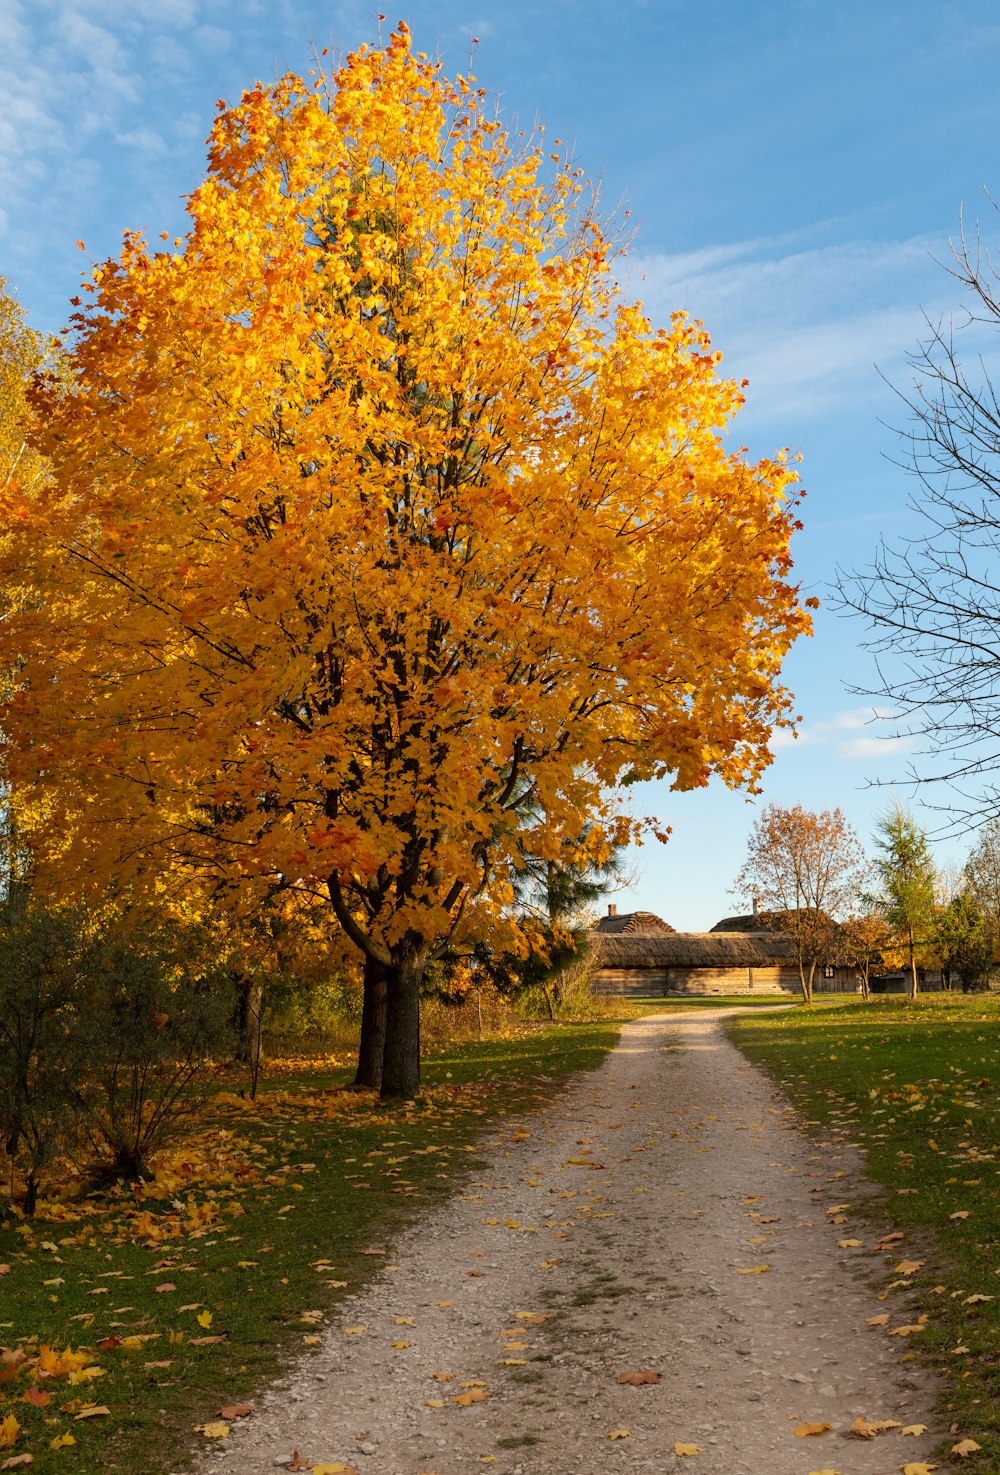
[{"left": 607, "top": 903, "right": 618, "bottom": 916}]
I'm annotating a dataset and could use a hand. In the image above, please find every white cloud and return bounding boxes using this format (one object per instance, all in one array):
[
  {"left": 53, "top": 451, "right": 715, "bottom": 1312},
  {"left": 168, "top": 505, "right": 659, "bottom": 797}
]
[
  {"left": 838, "top": 734, "right": 915, "bottom": 759},
  {"left": 622, "top": 233, "right": 960, "bottom": 427},
  {"left": 116, "top": 126, "right": 168, "bottom": 155}
]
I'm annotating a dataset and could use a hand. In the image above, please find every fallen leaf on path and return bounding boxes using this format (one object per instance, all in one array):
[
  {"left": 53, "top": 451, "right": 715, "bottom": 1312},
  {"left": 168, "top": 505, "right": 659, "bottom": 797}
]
[
  {"left": 607, "top": 1429, "right": 630, "bottom": 1440},
  {"left": 901, "top": 1425, "right": 928, "bottom": 1436},
  {"left": 312, "top": 1466, "right": 359, "bottom": 1474},
  {"left": 217, "top": 1404, "right": 252, "bottom": 1420},
  {"left": 838, "top": 1239, "right": 862, "bottom": 1249},
  {"left": 617, "top": 1370, "right": 661, "bottom": 1385},
  {"left": 851, "top": 1415, "right": 901, "bottom": 1437},
  {"left": 343, "top": 1327, "right": 365, "bottom": 1336},
  {"left": 900, "top": 1464, "right": 937, "bottom": 1474},
  {"left": 513, "top": 1312, "right": 546, "bottom": 1324},
  {"left": 286, "top": 1454, "right": 311, "bottom": 1472},
  {"left": 674, "top": 1443, "right": 700, "bottom": 1456},
  {"left": 423, "top": 1400, "right": 446, "bottom": 1409},
  {"left": 431, "top": 1372, "right": 455, "bottom": 1382},
  {"left": 793, "top": 1422, "right": 832, "bottom": 1438},
  {"left": 895, "top": 1260, "right": 924, "bottom": 1275},
  {"left": 195, "top": 1422, "right": 230, "bottom": 1438},
  {"left": 867, "top": 1313, "right": 891, "bottom": 1326},
  {"left": 951, "top": 1439, "right": 982, "bottom": 1456},
  {"left": 734, "top": 1265, "right": 771, "bottom": 1275},
  {"left": 873, "top": 1232, "right": 904, "bottom": 1250}
]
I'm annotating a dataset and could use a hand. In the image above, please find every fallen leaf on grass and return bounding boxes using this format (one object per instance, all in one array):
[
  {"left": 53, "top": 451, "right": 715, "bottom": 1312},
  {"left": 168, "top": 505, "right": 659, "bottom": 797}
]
[
  {"left": 951, "top": 1439, "right": 982, "bottom": 1456},
  {"left": 0, "top": 1422, "right": 18, "bottom": 1451},
  {"left": 851, "top": 1415, "right": 901, "bottom": 1437},
  {"left": 21, "top": 1388, "right": 49, "bottom": 1408},
  {"left": 964, "top": 1294, "right": 992, "bottom": 1305},
  {"left": 74, "top": 1406, "right": 110, "bottom": 1420},
  {"left": 895, "top": 1260, "right": 925, "bottom": 1276},
  {"left": 49, "top": 1435, "right": 75, "bottom": 1451},
  {"left": 1, "top": 1456, "right": 32, "bottom": 1469},
  {"left": 793, "top": 1422, "right": 832, "bottom": 1438},
  {"left": 617, "top": 1370, "right": 661, "bottom": 1385},
  {"left": 217, "top": 1404, "right": 252, "bottom": 1420},
  {"left": 889, "top": 1323, "right": 927, "bottom": 1338},
  {"left": 674, "top": 1443, "right": 700, "bottom": 1456},
  {"left": 190, "top": 1336, "right": 227, "bottom": 1347},
  {"left": 950, "top": 1211, "right": 970, "bottom": 1221},
  {"left": 155, "top": 1283, "right": 176, "bottom": 1293},
  {"left": 195, "top": 1422, "right": 230, "bottom": 1439}
]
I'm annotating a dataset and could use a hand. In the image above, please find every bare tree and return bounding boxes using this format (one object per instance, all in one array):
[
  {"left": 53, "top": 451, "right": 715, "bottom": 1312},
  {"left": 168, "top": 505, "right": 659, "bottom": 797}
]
[{"left": 838, "top": 206, "right": 1000, "bottom": 827}]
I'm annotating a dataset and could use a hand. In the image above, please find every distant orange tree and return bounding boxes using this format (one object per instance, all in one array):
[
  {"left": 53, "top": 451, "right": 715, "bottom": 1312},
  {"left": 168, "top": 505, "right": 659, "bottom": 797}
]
[
  {"left": 0, "top": 28, "right": 812, "bottom": 1096},
  {"left": 735, "top": 805, "right": 867, "bottom": 1002}
]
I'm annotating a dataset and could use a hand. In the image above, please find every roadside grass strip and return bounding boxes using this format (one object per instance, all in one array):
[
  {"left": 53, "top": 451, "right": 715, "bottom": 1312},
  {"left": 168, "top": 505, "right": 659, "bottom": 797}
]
[
  {"left": 727, "top": 993, "right": 1000, "bottom": 1465},
  {"left": 0, "top": 1020, "right": 620, "bottom": 1475}
]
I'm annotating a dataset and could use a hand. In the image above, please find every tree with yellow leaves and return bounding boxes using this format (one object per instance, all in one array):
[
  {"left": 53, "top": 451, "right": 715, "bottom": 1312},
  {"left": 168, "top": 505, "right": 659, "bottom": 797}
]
[{"left": 1, "top": 27, "right": 812, "bottom": 1096}]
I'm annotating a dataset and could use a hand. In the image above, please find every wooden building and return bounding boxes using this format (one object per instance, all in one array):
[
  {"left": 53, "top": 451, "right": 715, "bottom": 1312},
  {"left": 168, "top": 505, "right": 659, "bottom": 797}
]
[{"left": 591, "top": 906, "right": 800, "bottom": 996}]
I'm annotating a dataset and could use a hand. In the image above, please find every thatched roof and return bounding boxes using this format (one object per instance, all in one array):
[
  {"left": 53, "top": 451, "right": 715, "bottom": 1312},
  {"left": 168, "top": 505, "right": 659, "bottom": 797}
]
[
  {"left": 711, "top": 911, "right": 787, "bottom": 933},
  {"left": 594, "top": 930, "right": 794, "bottom": 970},
  {"left": 594, "top": 910, "right": 676, "bottom": 937}
]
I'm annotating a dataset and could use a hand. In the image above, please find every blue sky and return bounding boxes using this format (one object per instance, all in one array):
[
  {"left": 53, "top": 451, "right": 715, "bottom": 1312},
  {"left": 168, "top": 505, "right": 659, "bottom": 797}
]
[{"left": 5, "top": 0, "right": 1000, "bottom": 926}]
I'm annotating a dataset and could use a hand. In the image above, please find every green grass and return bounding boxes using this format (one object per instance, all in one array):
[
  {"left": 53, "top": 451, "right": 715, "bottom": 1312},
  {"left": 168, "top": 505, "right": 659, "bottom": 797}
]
[
  {"left": 0, "top": 1018, "right": 622, "bottom": 1474},
  {"left": 727, "top": 993, "right": 1000, "bottom": 1461}
]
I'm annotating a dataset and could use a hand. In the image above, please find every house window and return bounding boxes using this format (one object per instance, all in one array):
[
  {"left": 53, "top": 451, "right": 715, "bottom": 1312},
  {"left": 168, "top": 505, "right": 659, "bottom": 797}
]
[{"left": 823, "top": 965, "right": 835, "bottom": 979}]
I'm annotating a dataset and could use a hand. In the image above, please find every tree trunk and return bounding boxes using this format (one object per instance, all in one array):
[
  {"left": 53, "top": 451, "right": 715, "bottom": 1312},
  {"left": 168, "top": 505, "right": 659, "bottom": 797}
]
[
  {"left": 380, "top": 952, "right": 423, "bottom": 1100},
  {"left": 354, "top": 955, "right": 388, "bottom": 1089},
  {"left": 797, "top": 956, "right": 812, "bottom": 1004},
  {"left": 860, "top": 967, "right": 870, "bottom": 1002},
  {"left": 233, "top": 974, "right": 264, "bottom": 1065},
  {"left": 908, "top": 926, "right": 918, "bottom": 1000}
]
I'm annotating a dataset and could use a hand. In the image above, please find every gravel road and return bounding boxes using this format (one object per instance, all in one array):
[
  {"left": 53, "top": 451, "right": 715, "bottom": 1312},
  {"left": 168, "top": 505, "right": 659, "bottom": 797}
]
[{"left": 194, "top": 1007, "right": 947, "bottom": 1475}]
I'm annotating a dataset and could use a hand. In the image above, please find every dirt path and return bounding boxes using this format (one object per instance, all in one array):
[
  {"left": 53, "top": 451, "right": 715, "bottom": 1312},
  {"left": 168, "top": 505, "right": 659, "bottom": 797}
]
[{"left": 195, "top": 1008, "right": 947, "bottom": 1475}]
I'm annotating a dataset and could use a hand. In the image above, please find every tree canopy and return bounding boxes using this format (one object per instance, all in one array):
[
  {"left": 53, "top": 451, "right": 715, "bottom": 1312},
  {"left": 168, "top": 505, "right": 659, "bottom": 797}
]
[{"left": 0, "top": 28, "right": 812, "bottom": 1094}]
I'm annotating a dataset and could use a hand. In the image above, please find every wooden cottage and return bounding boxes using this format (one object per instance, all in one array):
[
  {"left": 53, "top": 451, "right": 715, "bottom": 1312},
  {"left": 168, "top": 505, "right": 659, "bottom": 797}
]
[{"left": 591, "top": 906, "right": 800, "bottom": 996}]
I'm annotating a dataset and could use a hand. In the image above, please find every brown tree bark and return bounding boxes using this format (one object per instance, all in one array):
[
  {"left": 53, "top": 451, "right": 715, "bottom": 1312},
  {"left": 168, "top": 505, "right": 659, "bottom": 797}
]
[
  {"left": 233, "top": 974, "right": 264, "bottom": 1065},
  {"left": 354, "top": 954, "right": 388, "bottom": 1089},
  {"left": 380, "top": 952, "right": 423, "bottom": 1100}
]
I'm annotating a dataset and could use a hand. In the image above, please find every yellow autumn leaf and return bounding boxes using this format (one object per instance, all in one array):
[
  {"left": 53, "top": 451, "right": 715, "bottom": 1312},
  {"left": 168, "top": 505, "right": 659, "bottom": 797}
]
[
  {"left": 951, "top": 1439, "right": 982, "bottom": 1456},
  {"left": 901, "top": 1464, "right": 937, "bottom": 1475},
  {"left": 674, "top": 1442, "right": 700, "bottom": 1456},
  {"left": 394, "top": 1317, "right": 415, "bottom": 1326},
  {"left": 734, "top": 1264, "right": 771, "bottom": 1275},
  {"left": 74, "top": 1405, "right": 110, "bottom": 1420},
  {"left": 901, "top": 1425, "right": 928, "bottom": 1436},
  {"left": 423, "top": 1400, "right": 446, "bottom": 1409},
  {"left": 196, "top": 1310, "right": 213, "bottom": 1329},
  {"left": 894, "top": 1260, "right": 924, "bottom": 1275},
  {"left": 850, "top": 1414, "right": 901, "bottom": 1437},
  {"left": 838, "top": 1239, "right": 862, "bottom": 1248},
  {"left": 312, "top": 1466, "right": 361, "bottom": 1475},
  {"left": 196, "top": 1421, "right": 230, "bottom": 1438},
  {"left": 49, "top": 1434, "right": 75, "bottom": 1450},
  {"left": 607, "top": 1429, "right": 630, "bottom": 1440},
  {"left": 0, "top": 1421, "right": 17, "bottom": 1451},
  {"left": 793, "top": 1422, "right": 832, "bottom": 1437}
]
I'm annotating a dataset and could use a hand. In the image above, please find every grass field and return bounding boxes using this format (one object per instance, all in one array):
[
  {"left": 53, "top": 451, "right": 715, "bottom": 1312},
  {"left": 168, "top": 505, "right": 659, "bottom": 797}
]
[
  {"left": 727, "top": 993, "right": 1000, "bottom": 1464},
  {"left": 0, "top": 1018, "right": 622, "bottom": 1475}
]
